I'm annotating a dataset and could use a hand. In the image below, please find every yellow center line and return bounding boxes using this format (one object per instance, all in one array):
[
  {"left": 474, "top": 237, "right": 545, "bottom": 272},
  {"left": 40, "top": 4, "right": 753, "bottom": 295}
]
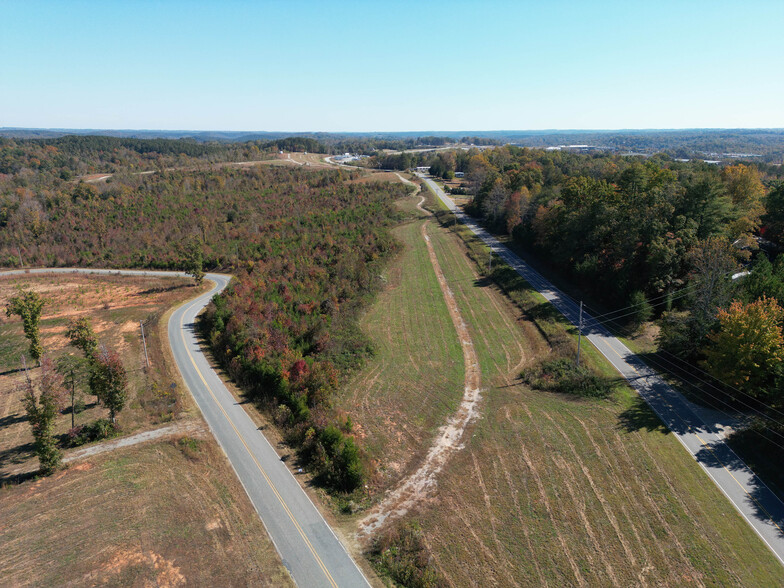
[{"left": 178, "top": 299, "right": 338, "bottom": 588}]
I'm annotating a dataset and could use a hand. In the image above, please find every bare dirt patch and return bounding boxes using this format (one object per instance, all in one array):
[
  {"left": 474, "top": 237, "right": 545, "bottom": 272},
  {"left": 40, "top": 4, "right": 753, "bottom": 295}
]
[
  {"left": 0, "top": 440, "right": 292, "bottom": 586},
  {"left": 90, "top": 547, "right": 186, "bottom": 587}
]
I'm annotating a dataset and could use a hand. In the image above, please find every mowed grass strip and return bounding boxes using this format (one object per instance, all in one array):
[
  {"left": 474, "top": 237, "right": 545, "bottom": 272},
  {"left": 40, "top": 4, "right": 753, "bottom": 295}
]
[
  {"left": 425, "top": 221, "right": 540, "bottom": 385},
  {"left": 338, "top": 201, "right": 464, "bottom": 488},
  {"left": 405, "top": 191, "right": 784, "bottom": 586},
  {"left": 340, "top": 181, "right": 782, "bottom": 583},
  {"left": 0, "top": 438, "right": 293, "bottom": 587}
]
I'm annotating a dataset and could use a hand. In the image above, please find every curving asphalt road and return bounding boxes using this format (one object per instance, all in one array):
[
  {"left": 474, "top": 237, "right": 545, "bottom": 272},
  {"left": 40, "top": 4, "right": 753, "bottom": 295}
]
[
  {"left": 417, "top": 174, "right": 784, "bottom": 567},
  {"left": 0, "top": 268, "right": 370, "bottom": 588}
]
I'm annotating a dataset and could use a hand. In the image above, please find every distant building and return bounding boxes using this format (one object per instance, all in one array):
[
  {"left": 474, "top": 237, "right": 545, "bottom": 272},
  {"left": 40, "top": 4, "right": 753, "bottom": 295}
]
[
  {"left": 416, "top": 166, "right": 430, "bottom": 173},
  {"left": 454, "top": 171, "right": 465, "bottom": 177}
]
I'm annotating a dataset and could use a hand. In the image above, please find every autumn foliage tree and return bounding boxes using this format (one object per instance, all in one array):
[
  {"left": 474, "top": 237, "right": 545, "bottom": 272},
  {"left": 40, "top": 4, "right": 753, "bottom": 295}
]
[
  {"left": 89, "top": 349, "right": 128, "bottom": 424},
  {"left": 702, "top": 297, "right": 784, "bottom": 403},
  {"left": 721, "top": 164, "right": 766, "bottom": 235},
  {"left": 21, "top": 356, "right": 65, "bottom": 474}
]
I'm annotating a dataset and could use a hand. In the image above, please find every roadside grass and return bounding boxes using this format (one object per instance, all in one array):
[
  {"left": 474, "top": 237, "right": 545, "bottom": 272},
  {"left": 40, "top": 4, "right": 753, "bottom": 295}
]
[
  {"left": 0, "top": 438, "right": 292, "bottom": 587},
  {"left": 357, "top": 180, "right": 784, "bottom": 585},
  {"left": 336, "top": 194, "right": 464, "bottom": 491},
  {"left": 425, "top": 220, "right": 541, "bottom": 386},
  {"left": 418, "top": 384, "right": 783, "bottom": 586},
  {"left": 0, "top": 273, "right": 205, "bottom": 482}
]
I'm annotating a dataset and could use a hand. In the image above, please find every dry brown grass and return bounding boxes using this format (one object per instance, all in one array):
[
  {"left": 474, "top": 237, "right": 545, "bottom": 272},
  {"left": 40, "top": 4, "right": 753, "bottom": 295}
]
[
  {"left": 0, "top": 438, "right": 292, "bottom": 586},
  {"left": 0, "top": 273, "right": 293, "bottom": 585},
  {"left": 0, "top": 273, "right": 206, "bottom": 481}
]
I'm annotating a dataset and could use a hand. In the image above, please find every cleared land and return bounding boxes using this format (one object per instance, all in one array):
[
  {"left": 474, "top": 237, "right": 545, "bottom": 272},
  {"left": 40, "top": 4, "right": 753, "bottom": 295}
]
[
  {"left": 0, "top": 437, "right": 291, "bottom": 586},
  {"left": 0, "top": 273, "right": 202, "bottom": 480},
  {"left": 337, "top": 195, "right": 465, "bottom": 491},
  {"left": 345, "top": 185, "right": 784, "bottom": 585},
  {"left": 0, "top": 273, "right": 292, "bottom": 586}
]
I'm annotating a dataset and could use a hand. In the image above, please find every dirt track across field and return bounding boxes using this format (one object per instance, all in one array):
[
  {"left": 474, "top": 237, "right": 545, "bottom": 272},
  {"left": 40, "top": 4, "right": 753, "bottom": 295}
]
[
  {"left": 63, "top": 419, "right": 207, "bottom": 463},
  {"left": 357, "top": 178, "right": 483, "bottom": 541}
]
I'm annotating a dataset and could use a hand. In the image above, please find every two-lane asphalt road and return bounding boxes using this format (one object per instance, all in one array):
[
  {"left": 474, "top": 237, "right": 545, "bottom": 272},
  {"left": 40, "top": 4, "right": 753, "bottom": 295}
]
[
  {"left": 417, "top": 174, "right": 784, "bottom": 566},
  {"left": 0, "top": 268, "right": 370, "bottom": 588}
]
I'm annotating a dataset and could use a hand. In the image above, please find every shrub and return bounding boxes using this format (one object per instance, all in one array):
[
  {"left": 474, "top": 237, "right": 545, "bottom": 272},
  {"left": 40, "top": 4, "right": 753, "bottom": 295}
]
[
  {"left": 522, "top": 358, "right": 613, "bottom": 399},
  {"left": 177, "top": 436, "right": 203, "bottom": 460},
  {"left": 371, "top": 521, "right": 444, "bottom": 588},
  {"left": 67, "top": 418, "right": 116, "bottom": 447}
]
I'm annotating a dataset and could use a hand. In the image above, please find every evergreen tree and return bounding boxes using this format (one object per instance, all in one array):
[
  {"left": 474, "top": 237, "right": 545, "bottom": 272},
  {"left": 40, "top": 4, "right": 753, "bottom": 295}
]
[
  {"left": 184, "top": 240, "right": 205, "bottom": 285},
  {"left": 6, "top": 288, "right": 46, "bottom": 363},
  {"left": 65, "top": 317, "right": 99, "bottom": 358}
]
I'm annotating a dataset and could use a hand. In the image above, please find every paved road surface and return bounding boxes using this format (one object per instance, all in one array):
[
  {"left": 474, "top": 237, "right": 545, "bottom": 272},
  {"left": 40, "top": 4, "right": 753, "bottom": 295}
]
[
  {"left": 0, "top": 268, "right": 371, "bottom": 588},
  {"left": 417, "top": 174, "right": 784, "bottom": 566}
]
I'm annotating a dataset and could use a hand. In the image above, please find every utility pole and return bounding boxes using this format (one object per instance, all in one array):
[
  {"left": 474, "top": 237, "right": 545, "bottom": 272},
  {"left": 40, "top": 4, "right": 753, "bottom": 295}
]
[
  {"left": 69, "top": 367, "right": 76, "bottom": 429},
  {"left": 576, "top": 301, "right": 583, "bottom": 367},
  {"left": 140, "top": 320, "right": 149, "bottom": 369}
]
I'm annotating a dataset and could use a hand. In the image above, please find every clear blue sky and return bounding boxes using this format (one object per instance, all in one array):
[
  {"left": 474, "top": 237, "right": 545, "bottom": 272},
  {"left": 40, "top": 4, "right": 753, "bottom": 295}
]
[{"left": 2, "top": 0, "right": 783, "bottom": 132}]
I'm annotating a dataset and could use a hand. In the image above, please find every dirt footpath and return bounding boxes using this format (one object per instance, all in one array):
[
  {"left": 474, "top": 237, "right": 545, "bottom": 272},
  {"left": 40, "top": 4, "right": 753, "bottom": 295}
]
[{"left": 357, "top": 182, "right": 483, "bottom": 541}]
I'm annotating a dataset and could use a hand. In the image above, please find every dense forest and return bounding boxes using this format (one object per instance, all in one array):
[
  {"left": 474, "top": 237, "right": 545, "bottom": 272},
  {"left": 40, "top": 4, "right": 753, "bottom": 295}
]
[
  {"left": 0, "top": 135, "right": 268, "bottom": 179},
  {"left": 0, "top": 144, "right": 408, "bottom": 491},
  {"left": 416, "top": 145, "right": 784, "bottom": 476},
  {"left": 5, "top": 127, "right": 784, "bottom": 158}
]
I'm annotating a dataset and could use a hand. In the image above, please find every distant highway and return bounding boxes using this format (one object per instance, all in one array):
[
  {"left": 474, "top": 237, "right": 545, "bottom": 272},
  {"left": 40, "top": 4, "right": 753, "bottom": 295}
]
[
  {"left": 417, "top": 174, "right": 784, "bottom": 567},
  {"left": 0, "top": 268, "right": 371, "bottom": 588}
]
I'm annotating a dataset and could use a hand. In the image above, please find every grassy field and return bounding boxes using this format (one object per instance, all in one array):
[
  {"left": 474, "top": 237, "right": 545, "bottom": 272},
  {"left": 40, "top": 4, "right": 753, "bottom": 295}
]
[
  {"left": 350, "top": 184, "right": 784, "bottom": 586},
  {"left": 0, "top": 273, "right": 205, "bottom": 481},
  {"left": 337, "top": 194, "right": 465, "bottom": 491},
  {"left": 0, "top": 437, "right": 292, "bottom": 586}
]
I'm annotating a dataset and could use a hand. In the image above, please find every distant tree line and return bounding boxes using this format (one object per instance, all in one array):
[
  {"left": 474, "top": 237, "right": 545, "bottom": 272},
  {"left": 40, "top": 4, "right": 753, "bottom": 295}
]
[{"left": 0, "top": 162, "right": 407, "bottom": 492}]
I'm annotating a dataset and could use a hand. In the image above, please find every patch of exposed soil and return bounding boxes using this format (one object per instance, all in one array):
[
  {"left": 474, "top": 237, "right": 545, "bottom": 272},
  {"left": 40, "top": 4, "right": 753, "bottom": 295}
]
[{"left": 88, "top": 547, "right": 186, "bottom": 587}]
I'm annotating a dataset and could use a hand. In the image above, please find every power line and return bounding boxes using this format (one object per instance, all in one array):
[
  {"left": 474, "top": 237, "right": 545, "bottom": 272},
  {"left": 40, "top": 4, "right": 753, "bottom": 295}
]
[
  {"left": 575, "top": 265, "right": 742, "bottom": 325},
  {"left": 594, "top": 306, "right": 784, "bottom": 420},
  {"left": 642, "top": 351, "right": 784, "bottom": 429},
  {"left": 593, "top": 311, "right": 784, "bottom": 428},
  {"left": 583, "top": 288, "right": 696, "bottom": 329},
  {"left": 637, "top": 352, "right": 784, "bottom": 449},
  {"left": 657, "top": 348, "right": 784, "bottom": 421}
]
